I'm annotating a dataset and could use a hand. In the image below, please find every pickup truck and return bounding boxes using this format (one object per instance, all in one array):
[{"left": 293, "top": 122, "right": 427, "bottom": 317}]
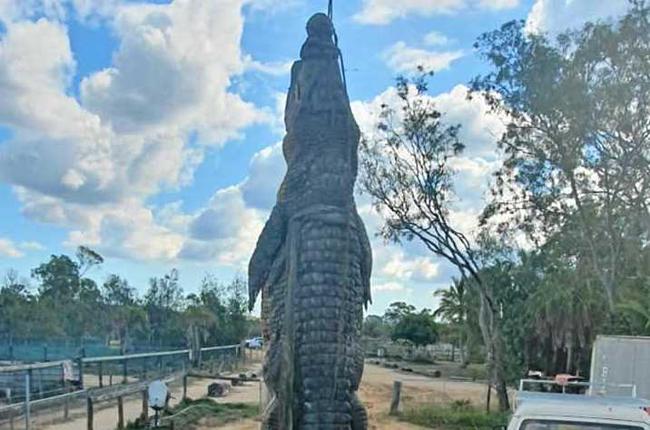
[{"left": 508, "top": 391, "right": 650, "bottom": 429}]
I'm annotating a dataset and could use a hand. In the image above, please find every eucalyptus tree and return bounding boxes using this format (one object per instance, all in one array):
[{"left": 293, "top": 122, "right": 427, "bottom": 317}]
[
  {"left": 472, "top": 1, "right": 650, "bottom": 309},
  {"left": 359, "top": 72, "right": 511, "bottom": 410}
]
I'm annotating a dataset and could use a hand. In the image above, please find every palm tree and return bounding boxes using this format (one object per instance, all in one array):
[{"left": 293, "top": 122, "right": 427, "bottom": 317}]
[{"left": 434, "top": 279, "right": 474, "bottom": 366}]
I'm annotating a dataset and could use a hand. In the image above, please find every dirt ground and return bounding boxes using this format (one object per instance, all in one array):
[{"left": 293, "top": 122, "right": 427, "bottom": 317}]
[
  {"left": 192, "top": 363, "right": 493, "bottom": 430},
  {"left": 29, "top": 362, "right": 493, "bottom": 430}
]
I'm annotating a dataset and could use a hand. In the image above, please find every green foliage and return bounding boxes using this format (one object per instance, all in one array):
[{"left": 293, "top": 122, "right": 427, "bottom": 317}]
[
  {"left": 362, "top": 314, "right": 390, "bottom": 338},
  {"left": 472, "top": 1, "right": 650, "bottom": 307},
  {"left": 0, "top": 247, "right": 251, "bottom": 350},
  {"left": 125, "top": 399, "right": 258, "bottom": 429},
  {"left": 433, "top": 279, "right": 482, "bottom": 366},
  {"left": 384, "top": 302, "right": 416, "bottom": 326},
  {"left": 383, "top": 302, "right": 439, "bottom": 346},
  {"left": 400, "top": 402, "right": 509, "bottom": 429},
  {"left": 459, "top": 2, "right": 650, "bottom": 381}
]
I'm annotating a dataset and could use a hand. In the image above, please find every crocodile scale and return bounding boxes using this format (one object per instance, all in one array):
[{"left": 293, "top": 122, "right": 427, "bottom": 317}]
[{"left": 248, "top": 12, "right": 372, "bottom": 430}]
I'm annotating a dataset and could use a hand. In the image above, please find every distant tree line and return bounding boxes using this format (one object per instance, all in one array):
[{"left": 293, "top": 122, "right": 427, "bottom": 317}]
[
  {"left": 362, "top": 302, "right": 439, "bottom": 347},
  {"left": 0, "top": 247, "right": 257, "bottom": 353}
]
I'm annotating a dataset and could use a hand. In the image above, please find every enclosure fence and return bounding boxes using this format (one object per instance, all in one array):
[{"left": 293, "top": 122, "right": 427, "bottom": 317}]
[{"left": 0, "top": 343, "right": 246, "bottom": 430}]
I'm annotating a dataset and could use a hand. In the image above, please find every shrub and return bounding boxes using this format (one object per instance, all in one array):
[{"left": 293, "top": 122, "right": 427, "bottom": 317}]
[{"left": 401, "top": 403, "right": 509, "bottom": 429}]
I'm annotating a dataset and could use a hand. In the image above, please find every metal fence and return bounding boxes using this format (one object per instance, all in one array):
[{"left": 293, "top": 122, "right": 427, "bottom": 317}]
[
  {"left": 0, "top": 343, "right": 246, "bottom": 430},
  {"left": 0, "top": 341, "right": 184, "bottom": 363}
]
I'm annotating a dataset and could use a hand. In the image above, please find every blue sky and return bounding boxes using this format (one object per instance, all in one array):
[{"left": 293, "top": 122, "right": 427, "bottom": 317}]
[{"left": 0, "top": 0, "right": 629, "bottom": 315}]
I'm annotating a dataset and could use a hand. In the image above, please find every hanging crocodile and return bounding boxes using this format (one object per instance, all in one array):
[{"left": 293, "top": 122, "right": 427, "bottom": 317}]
[{"left": 248, "top": 11, "right": 372, "bottom": 430}]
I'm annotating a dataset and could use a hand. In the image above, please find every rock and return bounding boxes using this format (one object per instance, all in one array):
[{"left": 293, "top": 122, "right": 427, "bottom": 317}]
[{"left": 207, "top": 382, "right": 230, "bottom": 398}]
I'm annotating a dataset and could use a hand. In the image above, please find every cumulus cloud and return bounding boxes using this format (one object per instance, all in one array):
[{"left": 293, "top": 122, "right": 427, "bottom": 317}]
[
  {"left": 383, "top": 42, "right": 464, "bottom": 74},
  {"left": 0, "top": 0, "right": 275, "bottom": 262},
  {"left": 80, "top": 0, "right": 266, "bottom": 139},
  {"left": 240, "top": 143, "right": 285, "bottom": 210},
  {"left": 380, "top": 250, "right": 440, "bottom": 282},
  {"left": 244, "top": 0, "right": 303, "bottom": 13},
  {"left": 424, "top": 31, "right": 453, "bottom": 47},
  {"left": 478, "top": 0, "right": 519, "bottom": 10},
  {"left": 181, "top": 186, "right": 266, "bottom": 267},
  {"left": 244, "top": 56, "right": 293, "bottom": 77},
  {"left": 526, "top": 0, "right": 629, "bottom": 35},
  {"left": 0, "top": 0, "right": 66, "bottom": 23},
  {"left": 373, "top": 281, "right": 412, "bottom": 293},
  {"left": 354, "top": 0, "right": 519, "bottom": 25},
  {"left": 354, "top": 0, "right": 465, "bottom": 25},
  {"left": 0, "top": 238, "right": 23, "bottom": 258},
  {"left": 19, "top": 241, "right": 45, "bottom": 251}
]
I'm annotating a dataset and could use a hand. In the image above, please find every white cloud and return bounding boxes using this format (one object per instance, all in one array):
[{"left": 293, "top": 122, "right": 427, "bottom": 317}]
[
  {"left": 0, "top": 0, "right": 66, "bottom": 23},
  {"left": 240, "top": 142, "right": 285, "bottom": 210},
  {"left": 354, "top": 0, "right": 519, "bottom": 25},
  {"left": 0, "top": 0, "right": 277, "bottom": 262},
  {"left": 373, "top": 281, "right": 412, "bottom": 293},
  {"left": 244, "top": 56, "right": 293, "bottom": 76},
  {"left": 424, "top": 31, "right": 452, "bottom": 47},
  {"left": 381, "top": 250, "right": 440, "bottom": 282},
  {"left": 383, "top": 41, "right": 464, "bottom": 74},
  {"left": 478, "top": 0, "right": 519, "bottom": 10},
  {"left": 526, "top": 0, "right": 629, "bottom": 35},
  {"left": 19, "top": 241, "right": 45, "bottom": 251},
  {"left": 354, "top": 0, "right": 465, "bottom": 25},
  {"left": 80, "top": 0, "right": 266, "bottom": 139},
  {"left": 244, "top": 0, "right": 303, "bottom": 13},
  {"left": 0, "top": 238, "right": 23, "bottom": 258},
  {"left": 181, "top": 186, "right": 266, "bottom": 267}
]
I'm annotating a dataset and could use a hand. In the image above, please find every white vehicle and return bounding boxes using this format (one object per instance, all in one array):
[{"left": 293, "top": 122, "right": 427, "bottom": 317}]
[
  {"left": 508, "top": 381, "right": 650, "bottom": 430},
  {"left": 245, "top": 337, "right": 263, "bottom": 349}
]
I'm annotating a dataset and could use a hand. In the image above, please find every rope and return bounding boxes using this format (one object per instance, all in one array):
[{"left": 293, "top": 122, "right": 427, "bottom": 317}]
[{"left": 327, "top": 0, "right": 349, "bottom": 98}]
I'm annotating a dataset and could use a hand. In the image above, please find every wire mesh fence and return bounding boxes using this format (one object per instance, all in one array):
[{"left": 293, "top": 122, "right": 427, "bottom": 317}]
[
  {"left": 196, "top": 344, "right": 243, "bottom": 374},
  {"left": 0, "top": 341, "right": 189, "bottom": 364},
  {"left": 81, "top": 349, "right": 190, "bottom": 390},
  {"left": 0, "top": 343, "right": 246, "bottom": 430}
]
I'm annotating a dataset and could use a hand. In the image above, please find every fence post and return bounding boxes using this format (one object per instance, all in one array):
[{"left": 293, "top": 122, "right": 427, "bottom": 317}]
[
  {"left": 86, "top": 396, "right": 94, "bottom": 430},
  {"left": 117, "top": 396, "right": 125, "bottom": 429},
  {"left": 6, "top": 388, "right": 14, "bottom": 430},
  {"left": 43, "top": 345, "right": 48, "bottom": 362},
  {"left": 122, "top": 359, "right": 128, "bottom": 384},
  {"left": 486, "top": 382, "right": 492, "bottom": 413},
  {"left": 237, "top": 341, "right": 246, "bottom": 366},
  {"left": 64, "top": 395, "right": 69, "bottom": 420},
  {"left": 61, "top": 363, "right": 69, "bottom": 420},
  {"left": 389, "top": 380, "right": 402, "bottom": 416},
  {"left": 98, "top": 362, "right": 103, "bottom": 388},
  {"left": 77, "top": 357, "right": 85, "bottom": 390},
  {"left": 37, "top": 369, "right": 44, "bottom": 399},
  {"left": 24, "top": 372, "right": 31, "bottom": 430},
  {"left": 141, "top": 390, "right": 149, "bottom": 421},
  {"left": 182, "top": 374, "right": 188, "bottom": 401}
]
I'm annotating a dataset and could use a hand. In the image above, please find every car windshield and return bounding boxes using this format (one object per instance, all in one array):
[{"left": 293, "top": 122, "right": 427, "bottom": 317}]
[{"left": 521, "top": 420, "right": 644, "bottom": 430}]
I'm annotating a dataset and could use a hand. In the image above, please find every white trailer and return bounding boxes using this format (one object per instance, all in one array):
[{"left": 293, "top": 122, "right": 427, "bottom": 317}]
[{"left": 590, "top": 335, "right": 650, "bottom": 398}]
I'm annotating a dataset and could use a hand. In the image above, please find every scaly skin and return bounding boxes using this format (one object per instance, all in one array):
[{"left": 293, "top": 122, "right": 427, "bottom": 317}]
[{"left": 248, "top": 13, "right": 372, "bottom": 430}]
